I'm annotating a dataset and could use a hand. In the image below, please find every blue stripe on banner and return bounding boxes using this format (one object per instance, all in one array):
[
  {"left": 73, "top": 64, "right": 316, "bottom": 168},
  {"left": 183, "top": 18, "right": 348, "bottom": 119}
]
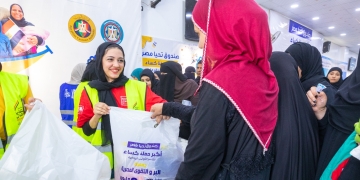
[
  {"left": 10, "top": 30, "right": 25, "bottom": 49},
  {"left": 0, "top": 45, "right": 52, "bottom": 62}
]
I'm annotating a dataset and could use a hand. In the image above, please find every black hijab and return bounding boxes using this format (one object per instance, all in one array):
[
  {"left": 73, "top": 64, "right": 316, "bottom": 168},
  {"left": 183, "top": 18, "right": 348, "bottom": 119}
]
[
  {"left": 329, "top": 49, "right": 360, "bottom": 134},
  {"left": 141, "top": 69, "right": 160, "bottom": 95},
  {"left": 269, "top": 52, "right": 319, "bottom": 179},
  {"left": 154, "top": 71, "right": 161, "bottom": 79},
  {"left": 184, "top": 66, "right": 195, "bottom": 80},
  {"left": 285, "top": 42, "right": 328, "bottom": 91},
  {"left": 159, "top": 61, "right": 187, "bottom": 102},
  {"left": 88, "top": 42, "right": 129, "bottom": 145},
  {"left": 327, "top": 67, "right": 344, "bottom": 89},
  {"left": 9, "top": 4, "right": 33, "bottom": 27},
  {"left": 81, "top": 60, "right": 98, "bottom": 82}
]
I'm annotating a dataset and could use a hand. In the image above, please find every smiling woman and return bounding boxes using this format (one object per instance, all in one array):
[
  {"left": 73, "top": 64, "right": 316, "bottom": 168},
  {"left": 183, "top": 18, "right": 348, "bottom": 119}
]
[{"left": 74, "top": 42, "right": 166, "bottom": 179}]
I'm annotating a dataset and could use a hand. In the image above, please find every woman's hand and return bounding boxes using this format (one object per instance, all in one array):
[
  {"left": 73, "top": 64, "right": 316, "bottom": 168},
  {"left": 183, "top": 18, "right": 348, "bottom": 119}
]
[
  {"left": 13, "top": 43, "right": 25, "bottom": 53},
  {"left": 150, "top": 103, "right": 170, "bottom": 124},
  {"left": 24, "top": 97, "right": 42, "bottom": 112},
  {"left": 306, "top": 86, "right": 327, "bottom": 119},
  {"left": 93, "top": 102, "right": 110, "bottom": 117},
  {"left": 27, "top": 36, "right": 38, "bottom": 46}
]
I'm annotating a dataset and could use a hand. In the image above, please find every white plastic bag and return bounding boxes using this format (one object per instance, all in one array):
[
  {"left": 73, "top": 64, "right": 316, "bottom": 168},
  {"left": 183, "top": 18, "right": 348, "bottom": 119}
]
[
  {"left": 110, "top": 107, "right": 183, "bottom": 180},
  {"left": 0, "top": 101, "right": 111, "bottom": 180}
]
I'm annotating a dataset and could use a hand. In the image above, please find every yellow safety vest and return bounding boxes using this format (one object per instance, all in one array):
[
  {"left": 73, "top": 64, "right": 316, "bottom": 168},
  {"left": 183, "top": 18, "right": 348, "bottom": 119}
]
[
  {"left": 74, "top": 80, "right": 146, "bottom": 169},
  {"left": 0, "top": 72, "right": 28, "bottom": 159}
]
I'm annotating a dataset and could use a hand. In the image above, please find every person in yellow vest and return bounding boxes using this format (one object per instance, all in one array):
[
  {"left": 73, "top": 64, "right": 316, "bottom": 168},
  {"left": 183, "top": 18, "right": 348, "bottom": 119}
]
[
  {"left": 75, "top": 42, "right": 166, "bottom": 178},
  {"left": 0, "top": 62, "right": 37, "bottom": 159}
]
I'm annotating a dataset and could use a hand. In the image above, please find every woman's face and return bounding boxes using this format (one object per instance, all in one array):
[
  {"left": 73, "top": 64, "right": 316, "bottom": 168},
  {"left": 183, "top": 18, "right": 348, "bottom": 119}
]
[
  {"left": 194, "top": 25, "right": 206, "bottom": 49},
  {"left": 11, "top": 5, "right": 24, "bottom": 21},
  {"left": 102, "top": 47, "right": 124, "bottom": 82},
  {"left": 141, "top": 76, "right": 152, "bottom": 87},
  {"left": 328, "top": 70, "right": 341, "bottom": 83}
]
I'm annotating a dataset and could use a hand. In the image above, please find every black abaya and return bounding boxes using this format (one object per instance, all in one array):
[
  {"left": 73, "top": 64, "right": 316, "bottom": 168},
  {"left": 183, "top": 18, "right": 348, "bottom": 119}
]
[{"left": 269, "top": 52, "right": 319, "bottom": 180}]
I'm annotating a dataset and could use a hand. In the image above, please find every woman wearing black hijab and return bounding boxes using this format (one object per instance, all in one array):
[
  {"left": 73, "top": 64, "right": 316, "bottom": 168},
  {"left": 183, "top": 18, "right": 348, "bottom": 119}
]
[
  {"left": 140, "top": 68, "right": 160, "bottom": 95},
  {"left": 269, "top": 52, "right": 319, "bottom": 180},
  {"left": 285, "top": 42, "right": 337, "bottom": 147},
  {"left": 308, "top": 50, "right": 360, "bottom": 179},
  {"left": 184, "top": 66, "right": 196, "bottom": 80},
  {"left": 75, "top": 42, "right": 165, "bottom": 178},
  {"left": 159, "top": 61, "right": 198, "bottom": 105},
  {"left": 327, "top": 67, "right": 344, "bottom": 89}
]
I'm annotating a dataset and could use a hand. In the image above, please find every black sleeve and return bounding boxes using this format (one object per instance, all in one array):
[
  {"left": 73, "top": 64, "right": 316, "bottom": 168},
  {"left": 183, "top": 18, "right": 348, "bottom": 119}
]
[
  {"left": 176, "top": 82, "right": 227, "bottom": 179},
  {"left": 338, "top": 156, "right": 360, "bottom": 180},
  {"left": 82, "top": 121, "right": 96, "bottom": 136},
  {"left": 318, "top": 110, "right": 329, "bottom": 148},
  {"left": 162, "top": 102, "right": 195, "bottom": 125}
]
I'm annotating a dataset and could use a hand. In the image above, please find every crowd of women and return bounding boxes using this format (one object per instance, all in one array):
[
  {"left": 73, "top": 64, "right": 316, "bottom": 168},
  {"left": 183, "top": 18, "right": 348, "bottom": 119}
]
[{"left": 2, "top": 0, "right": 360, "bottom": 179}]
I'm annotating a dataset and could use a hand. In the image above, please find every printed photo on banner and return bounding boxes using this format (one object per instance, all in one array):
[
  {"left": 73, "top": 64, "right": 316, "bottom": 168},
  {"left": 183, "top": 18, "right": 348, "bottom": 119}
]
[{"left": 0, "top": 3, "right": 52, "bottom": 73}]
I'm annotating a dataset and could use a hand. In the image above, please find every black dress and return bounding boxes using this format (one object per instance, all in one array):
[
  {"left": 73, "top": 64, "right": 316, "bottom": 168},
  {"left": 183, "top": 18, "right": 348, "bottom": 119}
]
[
  {"left": 269, "top": 52, "right": 319, "bottom": 180},
  {"left": 163, "top": 82, "right": 274, "bottom": 180},
  {"left": 315, "top": 51, "right": 360, "bottom": 179}
]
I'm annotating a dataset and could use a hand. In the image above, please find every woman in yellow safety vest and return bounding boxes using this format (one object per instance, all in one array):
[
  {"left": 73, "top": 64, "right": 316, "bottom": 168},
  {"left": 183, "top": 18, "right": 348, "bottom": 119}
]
[
  {"left": 0, "top": 62, "right": 37, "bottom": 159},
  {"left": 75, "top": 42, "right": 166, "bottom": 178}
]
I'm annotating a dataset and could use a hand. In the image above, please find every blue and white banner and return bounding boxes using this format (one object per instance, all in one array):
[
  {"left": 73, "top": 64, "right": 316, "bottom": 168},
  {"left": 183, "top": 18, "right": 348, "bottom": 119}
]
[{"left": 289, "top": 20, "right": 312, "bottom": 40}]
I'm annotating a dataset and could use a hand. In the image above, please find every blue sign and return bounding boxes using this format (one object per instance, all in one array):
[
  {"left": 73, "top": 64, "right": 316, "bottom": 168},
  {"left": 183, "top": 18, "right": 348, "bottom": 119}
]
[
  {"left": 100, "top": 20, "right": 124, "bottom": 44},
  {"left": 289, "top": 20, "right": 312, "bottom": 40}
]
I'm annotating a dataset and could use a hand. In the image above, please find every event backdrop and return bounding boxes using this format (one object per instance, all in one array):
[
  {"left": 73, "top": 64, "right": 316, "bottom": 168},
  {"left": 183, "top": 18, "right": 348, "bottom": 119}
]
[
  {"left": 141, "top": 35, "right": 202, "bottom": 72},
  {"left": 0, "top": 0, "right": 142, "bottom": 117}
]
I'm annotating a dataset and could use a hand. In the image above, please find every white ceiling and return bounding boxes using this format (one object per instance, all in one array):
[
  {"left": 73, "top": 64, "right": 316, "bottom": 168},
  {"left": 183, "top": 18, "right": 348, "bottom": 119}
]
[{"left": 255, "top": 0, "right": 360, "bottom": 53}]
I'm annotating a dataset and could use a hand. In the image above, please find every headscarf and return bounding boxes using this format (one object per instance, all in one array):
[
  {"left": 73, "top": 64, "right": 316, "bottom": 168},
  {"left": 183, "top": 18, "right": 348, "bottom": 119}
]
[
  {"left": 88, "top": 42, "right": 129, "bottom": 145},
  {"left": 159, "top": 61, "right": 187, "bottom": 102},
  {"left": 184, "top": 66, "right": 195, "bottom": 80},
  {"left": 140, "top": 68, "right": 160, "bottom": 94},
  {"left": 192, "top": 0, "right": 279, "bottom": 150},
  {"left": 131, "top": 68, "right": 143, "bottom": 80},
  {"left": 9, "top": 4, "right": 33, "bottom": 27},
  {"left": 329, "top": 49, "right": 360, "bottom": 134},
  {"left": 154, "top": 71, "right": 161, "bottom": 79},
  {"left": 285, "top": 42, "right": 327, "bottom": 91},
  {"left": 269, "top": 52, "right": 319, "bottom": 179},
  {"left": 327, "top": 67, "right": 344, "bottom": 89},
  {"left": 81, "top": 60, "right": 98, "bottom": 82},
  {"left": 68, "top": 63, "right": 86, "bottom": 84}
]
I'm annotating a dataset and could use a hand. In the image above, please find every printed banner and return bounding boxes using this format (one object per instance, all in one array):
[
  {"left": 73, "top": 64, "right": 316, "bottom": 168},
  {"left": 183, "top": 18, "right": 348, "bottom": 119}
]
[
  {"left": 0, "top": 0, "right": 141, "bottom": 117},
  {"left": 269, "top": 10, "right": 323, "bottom": 52},
  {"left": 141, "top": 35, "right": 202, "bottom": 72}
]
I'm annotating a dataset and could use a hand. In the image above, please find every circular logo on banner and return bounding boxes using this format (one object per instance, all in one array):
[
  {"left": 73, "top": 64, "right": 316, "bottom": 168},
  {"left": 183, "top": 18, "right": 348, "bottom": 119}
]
[
  {"left": 100, "top": 20, "right": 124, "bottom": 44},
  {"left": 68, "top": 14, "right": 96, "bottom": 43}
]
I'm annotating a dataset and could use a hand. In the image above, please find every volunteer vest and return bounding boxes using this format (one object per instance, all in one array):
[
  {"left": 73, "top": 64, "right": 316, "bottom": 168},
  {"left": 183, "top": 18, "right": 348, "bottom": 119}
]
[
  {"left": 72, "top": 82, "right": 94, "bottom": 142},
  {"left": 74, "top": 80, "right": 146, "bottom": 169},
  {"left": 0, "top": 72, "right": 28, "bottom": 159},
  {"left": 59, "top": 83, "right": 78, "bottom": 128}
]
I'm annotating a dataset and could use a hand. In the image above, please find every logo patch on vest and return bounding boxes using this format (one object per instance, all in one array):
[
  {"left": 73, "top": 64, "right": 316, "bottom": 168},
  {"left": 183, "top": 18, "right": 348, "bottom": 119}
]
[
  {"left": 78, "top": 105, "right": 84, "bottom": 114},
  {"left": 120, "top": 96, "right": 127, "bottom": 106},
  {"left": 14, "top": 100, "right": 25, "bottom": 122}
]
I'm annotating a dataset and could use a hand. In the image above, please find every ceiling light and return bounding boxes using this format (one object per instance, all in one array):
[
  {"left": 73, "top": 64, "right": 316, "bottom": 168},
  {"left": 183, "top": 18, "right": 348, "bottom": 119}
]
[
  {"left": 356, "top": 8, "right": 360, "bottom": 11},
  {"left": 340, "top": 33, "right": 346, "bottom": 36},
  {"left": 358, "top": 44, "right": 360, "bottom": 46},
  {"left": 290, "top": 4, "right": 298, "bottom": 8},
  {"left": 312, "top": 17, "right": 319, "bottom": 20},
  {"left": 328, "top": 26, "right": 335, "bottom": 29}
]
